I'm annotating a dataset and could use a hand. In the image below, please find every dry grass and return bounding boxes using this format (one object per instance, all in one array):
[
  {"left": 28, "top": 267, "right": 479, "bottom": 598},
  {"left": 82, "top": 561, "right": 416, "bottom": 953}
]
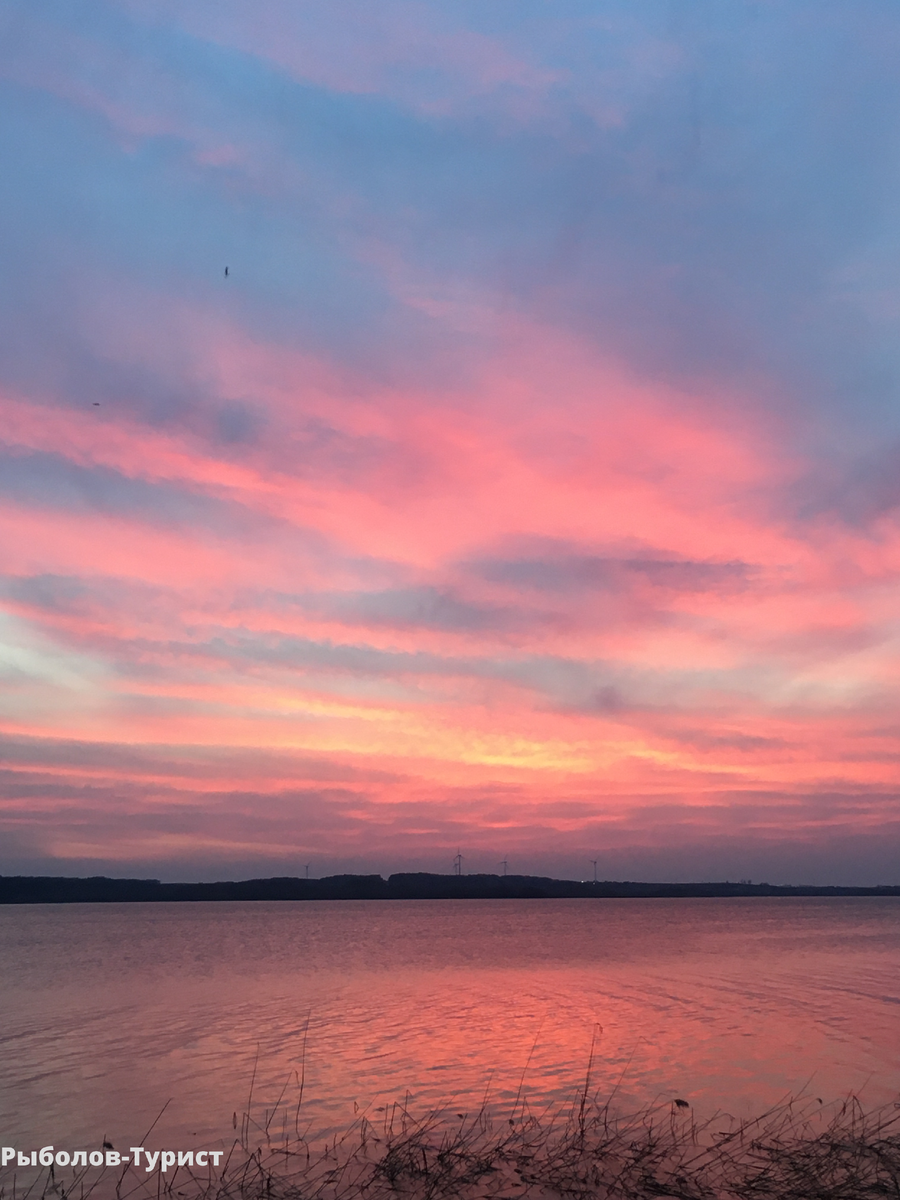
[{"left": 5, "top": 1083, "right": 900, "bottom": 1200}]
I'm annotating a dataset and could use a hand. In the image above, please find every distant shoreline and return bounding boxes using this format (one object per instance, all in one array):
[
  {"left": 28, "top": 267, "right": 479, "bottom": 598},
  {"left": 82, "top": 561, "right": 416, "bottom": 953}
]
[{"left": 1, "top": 872, "right": 898, "bottom": 903}]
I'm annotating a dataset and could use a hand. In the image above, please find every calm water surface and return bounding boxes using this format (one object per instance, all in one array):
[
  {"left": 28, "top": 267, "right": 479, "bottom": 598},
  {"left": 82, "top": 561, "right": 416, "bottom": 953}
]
[{"left": 1, "top": 898, "right": 898, "bottom": 1152}]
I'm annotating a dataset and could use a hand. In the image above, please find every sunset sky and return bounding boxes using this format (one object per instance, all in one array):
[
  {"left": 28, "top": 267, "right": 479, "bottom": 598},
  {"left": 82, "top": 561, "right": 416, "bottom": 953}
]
[{"left": 1, "top": 0, "right": 899, "bottom": 883}]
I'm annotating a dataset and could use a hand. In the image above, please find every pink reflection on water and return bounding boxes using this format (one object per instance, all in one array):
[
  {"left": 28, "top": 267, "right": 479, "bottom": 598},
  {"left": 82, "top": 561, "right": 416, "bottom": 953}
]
[{"left": 0, "top": 899, "right": 897, "bottom": 1153}]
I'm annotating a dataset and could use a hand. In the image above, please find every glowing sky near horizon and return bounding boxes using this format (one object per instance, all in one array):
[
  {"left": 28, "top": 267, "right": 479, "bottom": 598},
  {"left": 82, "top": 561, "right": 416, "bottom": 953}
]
[{"left": 1, "top": 0, "right": 899, "bottom": 882}]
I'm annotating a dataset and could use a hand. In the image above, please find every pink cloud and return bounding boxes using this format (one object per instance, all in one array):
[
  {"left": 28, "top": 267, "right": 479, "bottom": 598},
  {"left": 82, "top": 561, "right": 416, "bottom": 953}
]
[
  {"left": 2, "top": 304, "right": 899, "bottom": 875},
  {"left": 120, "top": 0, "right": 563, "bottom": 119}
]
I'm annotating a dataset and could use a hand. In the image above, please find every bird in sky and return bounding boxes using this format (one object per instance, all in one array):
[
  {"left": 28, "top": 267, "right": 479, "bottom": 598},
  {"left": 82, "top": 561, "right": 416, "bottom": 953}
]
[{"left": 224, "top": 266, "right": 229, "bottom": 277}]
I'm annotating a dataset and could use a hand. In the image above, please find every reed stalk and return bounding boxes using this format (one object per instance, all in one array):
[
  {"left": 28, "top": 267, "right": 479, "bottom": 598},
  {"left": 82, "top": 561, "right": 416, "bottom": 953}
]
[{"left": 6, "top": 1085, "right": 900, "bottom": 1200}]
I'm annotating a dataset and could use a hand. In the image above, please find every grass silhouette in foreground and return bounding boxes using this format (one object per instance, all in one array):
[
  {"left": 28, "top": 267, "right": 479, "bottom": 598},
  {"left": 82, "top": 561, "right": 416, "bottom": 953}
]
[{"left": 6, "top": 1085, "right": 900, "bottom": 1200}]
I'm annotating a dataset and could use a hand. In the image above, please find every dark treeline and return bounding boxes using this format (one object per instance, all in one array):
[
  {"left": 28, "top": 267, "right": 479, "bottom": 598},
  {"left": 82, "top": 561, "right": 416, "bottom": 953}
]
[{"left": 1, "top": 873, "right": 899, "bottom": 903}]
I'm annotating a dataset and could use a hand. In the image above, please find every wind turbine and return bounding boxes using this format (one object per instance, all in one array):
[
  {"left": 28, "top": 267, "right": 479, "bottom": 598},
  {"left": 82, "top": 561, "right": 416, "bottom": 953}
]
[
  {"left": 590, "top": 859, "right": 598, "bottom": 884},
  {"left": 453, "top": 850, "right": 463, "bottom": 876},
  {"left": 500, "top": 858, "right": 508, "bottom": 876}
]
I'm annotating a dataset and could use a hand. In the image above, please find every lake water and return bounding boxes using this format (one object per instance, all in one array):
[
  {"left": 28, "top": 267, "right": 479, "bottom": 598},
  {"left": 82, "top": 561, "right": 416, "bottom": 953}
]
[{"left": 1, "top": 898, "right": 898, "bottom": 1159}]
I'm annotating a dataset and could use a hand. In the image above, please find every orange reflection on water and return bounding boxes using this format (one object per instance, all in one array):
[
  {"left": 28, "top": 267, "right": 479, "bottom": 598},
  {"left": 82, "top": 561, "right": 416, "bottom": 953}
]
[{"left": 0, "top": 898, "right": 897, "bottom": 1153}]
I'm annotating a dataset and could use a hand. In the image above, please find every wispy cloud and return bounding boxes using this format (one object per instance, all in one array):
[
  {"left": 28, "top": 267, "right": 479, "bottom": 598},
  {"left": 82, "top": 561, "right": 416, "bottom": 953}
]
[{"left": 1, "top": 0, "right": 899, "bottom": 881}]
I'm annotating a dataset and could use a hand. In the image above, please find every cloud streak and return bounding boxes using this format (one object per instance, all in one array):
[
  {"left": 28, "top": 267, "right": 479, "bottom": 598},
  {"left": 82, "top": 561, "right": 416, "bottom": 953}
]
[{"left": 0, "top": 0, "right": 899, "bottom": 882}]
